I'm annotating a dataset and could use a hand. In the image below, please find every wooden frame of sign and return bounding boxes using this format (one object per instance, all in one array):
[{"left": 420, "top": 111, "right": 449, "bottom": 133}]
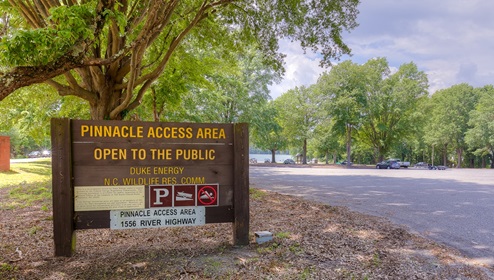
[{"left": 51, "top": 119, "right": 249, "bottom": 257}]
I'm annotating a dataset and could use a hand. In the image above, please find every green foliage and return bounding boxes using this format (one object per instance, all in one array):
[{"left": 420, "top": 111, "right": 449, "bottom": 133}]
[
  {"left": 313, "top": 58, "right": 429, "bottom": 163},
  {"left": 1, "top": 0, "right": 360, "bottom": 120},
  {"left": 465, "top": 85, "right": 494, "bottom": 166},
  {"left": 358, "top": 59, "right": 428, "bottom": 161},
  {"left": 275, "top": 85, "right": 319, "bottom": 163},
  {"left": 0, "top": 83, "right": 89, "bottom": 156},
  {"left": 309, "top": 119, "right": 343, "bottom": 163},
  {"left": 1, "top": 3, "right": 95, "bottom": 66},
  {"left": 424, "top": 83, "right": 478, "bottom": 166},
  {"left": 251, "top": 101, "right": 287, "bottom": 158},
  {"left": 316, "top": 60, "right": 366, "bottom": 164}
]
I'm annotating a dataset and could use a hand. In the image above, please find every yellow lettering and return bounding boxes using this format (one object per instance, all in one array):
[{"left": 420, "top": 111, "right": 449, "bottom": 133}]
[
  {"left": 129, "top": 167, "right": 151, "bottom": 175},
  {"left": 94, "top": 148, "right": 127, "bottom": 160},
  {"left": 186, "top": 127, "right": 193, "bottom": 138},
  {"left": 113, "top": 126, "right": 121, "bottom": 137},
  {"left": 175, "top": 149, "right": 215, "bottom": 161},
  {"left": 104, "top": 178, "right": 119, "bottom": 185},
  {"left": 149, "top": 148, "right": 172, "bottom": 160},
  {"left": 147, "top": 127, "right": 155, "bottom": 138},
  {"left": 218, "top": 128, "right": 226, "bottom": 139},
  {"left": 80, "top": 125, "right": 144, "bottom": 138},
  {"left": 180, "top": 177, "right": 205, "bottom": 184},
  {"left": 195, "top": 128, "right": 226, "bottom": 139},
  {"left": 196, "top": 128, "right": 204, "bottom": 139},
  {"left": 131, "top": 148, "right": 146, "bottom": 160},
  {"left": 81, "top": 125, "right": 89, "bottom": 137},
  {"left": 161, "top": 177, "right": 177, "bottom": 184}
]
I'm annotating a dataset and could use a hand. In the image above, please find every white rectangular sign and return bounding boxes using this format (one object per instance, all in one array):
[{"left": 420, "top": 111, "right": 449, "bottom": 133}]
[
  {"left": 110, "top": 207, "right": 205, "bottom": 229},
  {"left": 74, "top": 185, "right": 145, "bottom": 211}
]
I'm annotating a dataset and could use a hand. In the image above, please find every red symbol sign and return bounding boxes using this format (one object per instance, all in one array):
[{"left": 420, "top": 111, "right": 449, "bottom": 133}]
[{"left": 197, "top": 184, "right": 218, "bottom": 206}]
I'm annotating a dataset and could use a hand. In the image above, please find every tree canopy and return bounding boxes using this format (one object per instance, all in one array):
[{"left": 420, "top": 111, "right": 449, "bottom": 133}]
[{"left": 0, "top": 0, "right": 360, "bottom": 120}]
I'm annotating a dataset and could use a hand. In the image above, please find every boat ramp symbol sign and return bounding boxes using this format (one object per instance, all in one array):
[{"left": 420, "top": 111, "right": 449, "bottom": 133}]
[
  {"left": 176, "top": 191, "right": 193, "bottom": 201},
  {"left": 149, "top": 184, "right": 219, "bottom": 207},
  {"left": 174, "top": 185, "right": 196, "bottom": 207}
]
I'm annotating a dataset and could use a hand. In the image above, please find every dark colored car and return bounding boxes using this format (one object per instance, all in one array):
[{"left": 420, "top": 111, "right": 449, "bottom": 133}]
[
  {"left": 428, "top": 165, "right": 447, "bottom": 170},
  {"left": 28, "top": 151, "right": 41, "bottom": 158},
  {"left": 376, "top": 160, "right": 400, "bottom": 169},
  {"left": 284, "top": 159, "right": 296, "bottom": 164},
  {"left": 414, "top": 162, "right": 428, "bottom": 168}
]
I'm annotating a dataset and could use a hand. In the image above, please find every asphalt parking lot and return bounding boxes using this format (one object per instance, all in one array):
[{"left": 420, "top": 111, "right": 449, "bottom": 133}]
[{"left": 250, "top": 166, "right": 494, "bottom": 266}]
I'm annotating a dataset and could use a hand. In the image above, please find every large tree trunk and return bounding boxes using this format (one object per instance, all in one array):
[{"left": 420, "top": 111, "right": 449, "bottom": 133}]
[
  {"left": 456, "top": 148, "right": 463, "bottom": 168},
  {"left": 302, "top": 138, "right": 307, "bottom": 164},
  {"left": 89, "top": 86, "right": 126, "bottom": 120},
  {"left": 270, "top": 149, "right": 276, "bottom": 163},
  {"left": 346, "top": 124, "right": 352, "bottom": 167}
]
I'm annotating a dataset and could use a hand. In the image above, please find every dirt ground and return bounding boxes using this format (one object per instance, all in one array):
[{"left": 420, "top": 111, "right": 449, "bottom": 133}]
[{"left": 1, "top": 186, "right": 493, "bottom": 279}]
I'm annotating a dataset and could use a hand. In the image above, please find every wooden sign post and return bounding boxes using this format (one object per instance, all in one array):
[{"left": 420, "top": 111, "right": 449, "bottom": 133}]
[{"left": 51, "top": 119, "right": 249, "bottom": 257}]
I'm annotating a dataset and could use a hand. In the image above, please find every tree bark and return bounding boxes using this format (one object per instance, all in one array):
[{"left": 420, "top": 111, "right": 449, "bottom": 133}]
[
  {"left": 302, "top": 138, "right": 307, "bottom": 164},
  {"left": 456, "top": 148, "right": 462, "bottom": 168},
  {"left": 346, "top": 124, "right": 352, "bottom": 167}
]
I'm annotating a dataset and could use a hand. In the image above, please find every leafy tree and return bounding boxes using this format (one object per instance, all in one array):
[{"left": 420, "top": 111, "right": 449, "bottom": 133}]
[
  {"left": 0, "top": 83, "right": 89, "bottom": 156},
  {"left": 275, "top": 85, "right": 319, "bottom": 164},
  {"left": 317, "top": 60, "right": 366, "bottom": 167},
  {"left": 250, "top": 102, "right": 286, "bottom": 163},
  {"left": 0, "top": 0, "right": 360, "bottom": 120},
  {"left": 465, "top": 85, "right": 494, "bottom": 168},
  {"left": 357, "top": 59, "right": 428, "bottom": 162},
  {"left": 309, "top": 119, "right": 343, "bottom": 164},
  {"left": 424, "top": 84, "right": 478, "bottom": 167}
]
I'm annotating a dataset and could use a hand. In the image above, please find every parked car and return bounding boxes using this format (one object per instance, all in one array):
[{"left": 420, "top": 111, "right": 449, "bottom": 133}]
[
  {"left": 309, "top": 158, "right": 318, "bottom": 164},
  {"left": 376, "top": 160, "right": 400, "bottom": 169},
  {"left": 339, "top": 160, "right": 353, "bottom": 166},
  {"left": 428, "top": 164, "right": 447, "bottom": 170},
  {"left": 41, "top": 150, "right": 51, "bottom": 157},
  {"left": 284, "top": 159, "right": 296, "bottom": 164},
  {"left": 388, "top": 158, "right": 410, "bottom": 168},
  {"left": 28, "top": 151, "right": 41, "bottom": 158},
  {"left": 414, "top": 162, "right": 428, "bottom": 168}
]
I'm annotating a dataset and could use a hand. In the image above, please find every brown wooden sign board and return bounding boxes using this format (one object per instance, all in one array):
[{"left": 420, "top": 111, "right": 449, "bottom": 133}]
[{"left": 51, "top": 119, "right": 249, "bottom": 257}]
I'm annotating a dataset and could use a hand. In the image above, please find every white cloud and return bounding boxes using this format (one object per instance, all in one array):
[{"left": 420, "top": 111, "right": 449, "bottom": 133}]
[
  {"left": 271, "top": 0, "right": 494, "bottom": 97},
  {"left": 268, "top": 40, "right": 327, "bottom": 99}
]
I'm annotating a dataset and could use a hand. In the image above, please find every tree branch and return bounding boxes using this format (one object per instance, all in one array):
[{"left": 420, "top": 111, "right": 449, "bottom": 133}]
[{"left": 0, "top": 54, "right": 84, "bottom": 101}]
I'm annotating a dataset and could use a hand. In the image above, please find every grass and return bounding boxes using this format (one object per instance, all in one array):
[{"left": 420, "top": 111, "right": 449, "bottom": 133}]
[
  {"left": 0, "top": 159, "right": 52, "bottom": 209},
  {"left": 249, "top": 187, "right": 267, "bottom": 199}
]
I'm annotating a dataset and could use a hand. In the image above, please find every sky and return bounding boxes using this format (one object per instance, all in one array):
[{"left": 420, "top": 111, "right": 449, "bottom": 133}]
[{"left": 268, "top": 0, "right": 494, "bottom": 99}]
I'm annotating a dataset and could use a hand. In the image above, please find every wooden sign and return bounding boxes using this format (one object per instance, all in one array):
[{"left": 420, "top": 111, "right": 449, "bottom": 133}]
[{"left": 51, "top": 119, "right": 249, "bottom": 257}]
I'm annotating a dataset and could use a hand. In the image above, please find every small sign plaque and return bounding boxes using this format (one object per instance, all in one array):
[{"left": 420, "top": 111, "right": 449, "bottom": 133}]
[{"left": 110, "top": 207, "right": 206, "bottom": 229}]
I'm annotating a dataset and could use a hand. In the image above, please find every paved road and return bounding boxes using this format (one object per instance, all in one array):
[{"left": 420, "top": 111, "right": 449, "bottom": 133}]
[{"left": 250, "top": 166, "right": 494, "bottom": 266}]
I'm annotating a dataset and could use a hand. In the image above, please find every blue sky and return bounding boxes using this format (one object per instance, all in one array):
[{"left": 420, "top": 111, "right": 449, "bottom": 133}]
[{"left": 268, "top": 0, "right": 494, "bottom": 99}]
